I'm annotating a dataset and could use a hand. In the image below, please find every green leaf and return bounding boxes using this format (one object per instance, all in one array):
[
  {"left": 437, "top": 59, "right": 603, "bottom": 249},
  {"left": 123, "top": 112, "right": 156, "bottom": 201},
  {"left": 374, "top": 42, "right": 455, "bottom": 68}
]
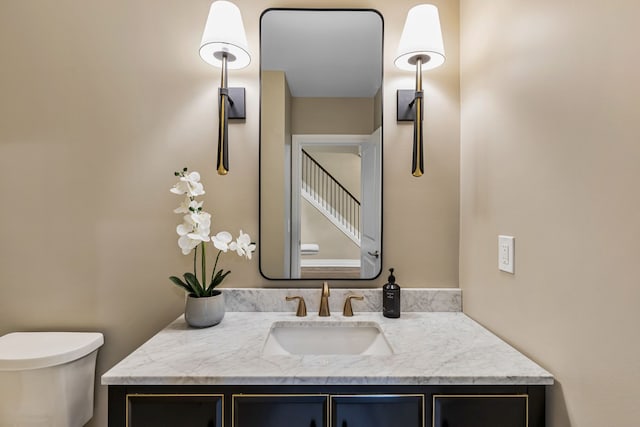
[
  {"left": 184, "top": 272, "right": 203, "bottom": 297},
  {"left": 210, "top": 269, "right": 224, "bottom": 286},
  {"left": 169, "top": 276, "right": 192, "bottom": 293},
  {"left": 210, "top": 269, "right": 231, "bottom": 289}
]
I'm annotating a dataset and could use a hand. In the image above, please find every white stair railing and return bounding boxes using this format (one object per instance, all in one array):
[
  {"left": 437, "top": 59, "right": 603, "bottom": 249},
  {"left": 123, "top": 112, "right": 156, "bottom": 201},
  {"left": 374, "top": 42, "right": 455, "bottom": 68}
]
[{"left": 301, "top": 150, "right": 361, "bottom": 245}]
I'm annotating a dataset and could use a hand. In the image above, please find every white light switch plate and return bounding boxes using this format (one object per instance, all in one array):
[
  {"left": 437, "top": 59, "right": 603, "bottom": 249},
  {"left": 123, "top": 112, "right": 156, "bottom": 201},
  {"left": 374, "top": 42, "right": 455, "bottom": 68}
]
[{"left": 498, "top": 235, "right": 515, "bottom": 274}]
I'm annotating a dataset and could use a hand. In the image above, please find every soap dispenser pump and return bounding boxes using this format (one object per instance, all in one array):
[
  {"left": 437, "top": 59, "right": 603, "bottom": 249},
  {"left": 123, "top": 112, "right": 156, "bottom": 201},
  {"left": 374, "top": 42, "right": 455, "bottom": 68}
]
[{"left": 382, "top": 268, "right": 401, "bottom": 318}]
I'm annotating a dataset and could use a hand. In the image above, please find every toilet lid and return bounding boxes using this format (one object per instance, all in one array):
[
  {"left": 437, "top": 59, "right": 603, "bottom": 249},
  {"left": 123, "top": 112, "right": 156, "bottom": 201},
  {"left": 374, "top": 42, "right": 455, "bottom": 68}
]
[{"left": 0, "top": 332, "right": 104, "bottom": 371}]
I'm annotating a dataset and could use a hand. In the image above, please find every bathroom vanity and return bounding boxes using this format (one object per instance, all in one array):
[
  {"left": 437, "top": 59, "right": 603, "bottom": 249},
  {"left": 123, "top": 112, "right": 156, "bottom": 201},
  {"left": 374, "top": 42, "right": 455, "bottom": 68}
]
[{"left": 102, "top": 289, "right": 553, "bottom": 427}]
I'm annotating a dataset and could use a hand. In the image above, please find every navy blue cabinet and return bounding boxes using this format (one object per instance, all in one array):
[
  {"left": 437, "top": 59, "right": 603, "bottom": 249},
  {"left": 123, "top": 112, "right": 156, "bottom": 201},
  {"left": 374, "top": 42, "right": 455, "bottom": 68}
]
[
  {"left": 234, "top": 395, "right": 327, "bottom": 427},
  {"left": 108, "top": 385, "right": 544, "bottom": 427},
  {"left": 433, "top": 394, "right": 528, "bottom": 427},
  {"left": 126, "top": 394, "right": 222, "bottom": 427},
  {"left": 332, "top": 395, "right": 423, "bottom": 427}
]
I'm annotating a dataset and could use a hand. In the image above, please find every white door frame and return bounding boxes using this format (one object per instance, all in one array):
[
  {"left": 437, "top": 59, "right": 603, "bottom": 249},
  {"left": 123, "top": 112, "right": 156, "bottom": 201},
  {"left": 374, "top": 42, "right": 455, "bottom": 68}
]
[{"left": 360, "top": 127, "right": 382, "bottom": 278}]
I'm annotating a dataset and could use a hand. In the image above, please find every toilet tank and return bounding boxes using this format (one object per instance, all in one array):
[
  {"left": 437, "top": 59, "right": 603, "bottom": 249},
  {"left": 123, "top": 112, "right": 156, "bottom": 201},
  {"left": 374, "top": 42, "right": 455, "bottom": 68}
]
[{"left": 0, "top": 332, "right": 104, "bottom": 427}]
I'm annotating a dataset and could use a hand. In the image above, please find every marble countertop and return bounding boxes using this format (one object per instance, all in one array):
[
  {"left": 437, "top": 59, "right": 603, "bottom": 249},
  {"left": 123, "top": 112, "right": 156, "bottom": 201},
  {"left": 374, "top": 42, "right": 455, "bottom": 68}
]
[{"left": 101, "top": 311, "right": 553, "bottom": 386}]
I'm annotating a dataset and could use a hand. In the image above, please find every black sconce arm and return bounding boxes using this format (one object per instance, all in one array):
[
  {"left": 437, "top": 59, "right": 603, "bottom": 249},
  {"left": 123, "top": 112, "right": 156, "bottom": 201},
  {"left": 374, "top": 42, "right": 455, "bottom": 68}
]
[{"left": 216, "top": 54, "right": 246, "bottom": 176}]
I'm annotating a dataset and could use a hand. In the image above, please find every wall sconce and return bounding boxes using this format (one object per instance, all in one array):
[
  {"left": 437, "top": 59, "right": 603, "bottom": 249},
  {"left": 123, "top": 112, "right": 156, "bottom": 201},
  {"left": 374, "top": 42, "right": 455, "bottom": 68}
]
[
  {"left": 199, "top": 1, "right": 250, "bottom": 175},
  {"left": 395, "top": 4, "right": 445, "bottom": 177}
]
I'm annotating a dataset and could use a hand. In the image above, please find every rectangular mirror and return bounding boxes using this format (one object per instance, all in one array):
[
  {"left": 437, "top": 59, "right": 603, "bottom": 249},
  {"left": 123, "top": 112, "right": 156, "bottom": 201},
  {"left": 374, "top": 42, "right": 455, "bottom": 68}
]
[{"left": 259, "top": 9, "right": 383, "bottom": 280}]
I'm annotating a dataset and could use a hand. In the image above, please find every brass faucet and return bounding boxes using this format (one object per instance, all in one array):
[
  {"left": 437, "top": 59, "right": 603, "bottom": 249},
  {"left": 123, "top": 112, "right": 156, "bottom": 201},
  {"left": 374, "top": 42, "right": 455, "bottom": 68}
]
[
  {"left": 318, "top": 281, "right": 330, "bottom": 316},
  {"left": 343, "top": 294, "right": 364, "bottom": 317},
  {"left": 285, "top": 296, "right": 307, "bottom": 317}
]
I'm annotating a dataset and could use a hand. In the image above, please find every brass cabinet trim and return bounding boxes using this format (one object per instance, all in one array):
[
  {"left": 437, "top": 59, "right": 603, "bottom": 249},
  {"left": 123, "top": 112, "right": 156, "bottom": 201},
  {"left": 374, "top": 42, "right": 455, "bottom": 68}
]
[
  {"left": 125, "top": 393, "right": 224, "bottom": 427},
  {"left": 330, "top": 394, "right": 425, "bottom": 427},
  {"left": 431, "top": 394, "right": 529, "bottom": 427},
  {"left": 231, "top": 393, "right": 330, "bottom": 427}
]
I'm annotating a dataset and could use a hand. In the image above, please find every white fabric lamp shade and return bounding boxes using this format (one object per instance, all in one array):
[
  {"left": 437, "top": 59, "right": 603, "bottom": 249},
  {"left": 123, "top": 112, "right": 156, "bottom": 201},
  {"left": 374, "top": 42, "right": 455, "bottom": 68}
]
[
  {"left": 199, "top": 0, "right": 250, "bottom": 70},
  {"left": 395, "top": 4, "right": 445, "bottom": 71}
]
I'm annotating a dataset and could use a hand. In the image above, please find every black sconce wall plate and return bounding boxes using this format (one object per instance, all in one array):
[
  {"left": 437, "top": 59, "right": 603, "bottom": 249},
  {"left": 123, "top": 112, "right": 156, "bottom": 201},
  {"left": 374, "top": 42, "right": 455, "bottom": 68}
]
[
  {"left": 397, "top": 89, "right": 424, "bottom": 122},
  {"left": 223, "top": 87, "right": 246, "bottom": 119}
]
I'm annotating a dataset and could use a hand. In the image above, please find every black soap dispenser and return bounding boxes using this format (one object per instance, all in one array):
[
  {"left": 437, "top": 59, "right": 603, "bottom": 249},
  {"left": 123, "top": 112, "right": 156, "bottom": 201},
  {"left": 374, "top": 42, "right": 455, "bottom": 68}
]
[{"left": 382, "top": 268, "right": 401, "bottom": 318}]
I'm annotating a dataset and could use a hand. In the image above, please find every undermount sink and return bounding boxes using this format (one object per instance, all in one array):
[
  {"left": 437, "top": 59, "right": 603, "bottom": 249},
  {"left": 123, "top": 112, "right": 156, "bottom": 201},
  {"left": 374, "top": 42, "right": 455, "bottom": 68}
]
[{"left": 262, "top": 321, "right": 393, "bottom": 356}]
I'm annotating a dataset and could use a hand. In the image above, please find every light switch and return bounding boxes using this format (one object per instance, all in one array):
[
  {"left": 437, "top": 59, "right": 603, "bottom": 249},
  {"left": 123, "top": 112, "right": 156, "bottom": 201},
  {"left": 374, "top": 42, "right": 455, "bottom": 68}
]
[{"left": 498, "top": 235, "right": 515, "bottom": 274}]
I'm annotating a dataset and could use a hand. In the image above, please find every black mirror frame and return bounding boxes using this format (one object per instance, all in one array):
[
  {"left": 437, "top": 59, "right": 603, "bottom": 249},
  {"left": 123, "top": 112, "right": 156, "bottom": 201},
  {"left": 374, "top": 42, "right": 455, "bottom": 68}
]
[{"left": 258, "top": 8, "right": 384, "bottom": 281}]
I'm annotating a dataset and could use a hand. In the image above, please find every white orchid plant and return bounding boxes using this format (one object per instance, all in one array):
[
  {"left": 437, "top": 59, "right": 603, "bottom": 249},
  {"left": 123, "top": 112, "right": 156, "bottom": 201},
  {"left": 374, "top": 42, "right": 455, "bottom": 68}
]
[{"left": 169, "top": 168, "right": 255, "bottom": 298}]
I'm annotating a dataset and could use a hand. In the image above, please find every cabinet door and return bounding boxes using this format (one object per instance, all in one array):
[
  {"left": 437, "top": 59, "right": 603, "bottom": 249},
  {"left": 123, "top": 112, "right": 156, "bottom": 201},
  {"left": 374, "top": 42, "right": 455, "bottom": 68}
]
[
  {"left": 331, "top": 395, "right": 423, "bottom": 427},
  {"left": 234, "top": 394, "right": 327, "bottom": 427},
  {"left": 127, "top": 394, "right": 222, "bottom": 427},
  {"left": 433, "top": 394, "right": 528, "bottom": 427}
]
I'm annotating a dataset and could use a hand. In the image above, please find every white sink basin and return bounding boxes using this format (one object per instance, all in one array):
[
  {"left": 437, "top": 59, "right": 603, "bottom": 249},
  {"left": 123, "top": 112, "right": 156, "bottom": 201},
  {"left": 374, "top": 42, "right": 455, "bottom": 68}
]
[{"left": 262, "top": 321, "right": 393, "bottom": 356}]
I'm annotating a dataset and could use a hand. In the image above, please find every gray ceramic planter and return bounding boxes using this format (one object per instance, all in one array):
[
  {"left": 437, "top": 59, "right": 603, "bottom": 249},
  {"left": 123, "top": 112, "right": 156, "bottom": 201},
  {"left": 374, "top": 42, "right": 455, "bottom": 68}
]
[{"left": 184, "top": 293, "right": 225, "bottom": 328}]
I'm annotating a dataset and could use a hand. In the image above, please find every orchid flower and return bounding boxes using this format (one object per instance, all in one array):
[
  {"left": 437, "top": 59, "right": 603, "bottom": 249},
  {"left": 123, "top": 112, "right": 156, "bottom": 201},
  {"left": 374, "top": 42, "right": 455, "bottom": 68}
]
[
  {"left": 212, "top": 231, "right": 233, "bottom": 252},
  {"left": 170, "top": 171, "right": 205, "bottom": 197},
  {"left": 176, "top": 212, "right": 211, "bottom": 255},
  {"left": 170, "top": 168, "right": 256, "bottom": 298},
  {"left": 174, "top": 197, "right": 203, "bottom": 214},
  {"left": 229, "top": 230, "right": 256, "bottom": 260}
]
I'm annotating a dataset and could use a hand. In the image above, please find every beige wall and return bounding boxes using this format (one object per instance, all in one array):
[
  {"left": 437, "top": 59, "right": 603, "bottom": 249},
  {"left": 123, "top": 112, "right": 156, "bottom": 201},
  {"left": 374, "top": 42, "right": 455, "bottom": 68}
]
[
  {"left": 460, "top": 0, "right": 640, "bottom": 426},
  {"left": 0, "top": 1, "right": 459, "bottom": 426},
  {"left": 260, "top": 70, "right": 290, "bottom": 278},
  {"left": 301, "top": 200, "right": 360, "bottom": 260},
  {"left": 292, "top": 97, "right": 374, "bottom": 134}
]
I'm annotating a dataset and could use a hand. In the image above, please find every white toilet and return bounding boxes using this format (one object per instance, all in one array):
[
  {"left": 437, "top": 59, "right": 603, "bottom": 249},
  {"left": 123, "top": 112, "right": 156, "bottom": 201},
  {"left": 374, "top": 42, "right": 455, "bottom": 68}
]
[{"left": 0, "top": 332, "right": 104, "bottom": 427}]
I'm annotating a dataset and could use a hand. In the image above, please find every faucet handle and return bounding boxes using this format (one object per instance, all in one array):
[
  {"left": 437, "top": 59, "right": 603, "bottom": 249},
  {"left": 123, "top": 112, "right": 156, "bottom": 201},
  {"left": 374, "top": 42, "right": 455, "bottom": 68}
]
[
  {"left": 322, "top": 281, "right": 330, "bottom": 296},
  {"left": 319, "top": 281, "right": 331, "bottom": 316},
  {"left": 285, "top": 296, "right": 307, "bottom": 317},
  {"left": 343, "top": 294, "right": 364, "bottom": 317}
]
